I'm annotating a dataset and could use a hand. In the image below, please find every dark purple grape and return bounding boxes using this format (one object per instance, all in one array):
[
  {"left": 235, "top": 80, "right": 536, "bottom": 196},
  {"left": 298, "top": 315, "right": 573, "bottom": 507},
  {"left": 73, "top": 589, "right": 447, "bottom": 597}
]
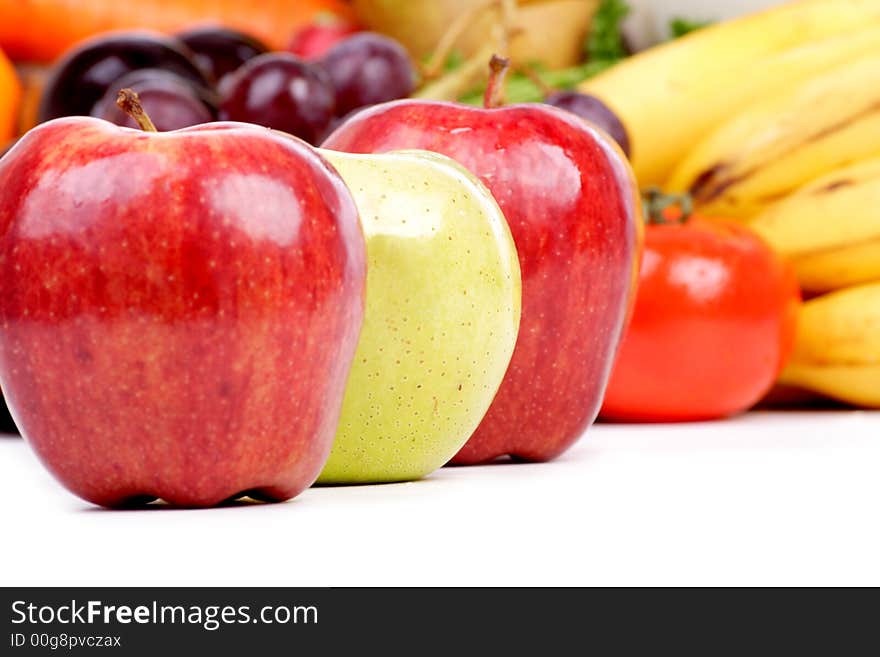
[
  {"left": 38, "top": 32, "right": 210, "bottom": 123},
  {"left": 177, "top": 27, "right": 269, "bottom": 84},
  {"left": 218, "top": 53, "right": 335, "bottom": 145},
  {"left": 545, "top": 91, "right": 631, "bottom": 158},
  {"left": 92, "top": 70, "right": 215, "bottom": 132},
  {"left": 318, "top": 32, "right": 415, "bottom": 117}
]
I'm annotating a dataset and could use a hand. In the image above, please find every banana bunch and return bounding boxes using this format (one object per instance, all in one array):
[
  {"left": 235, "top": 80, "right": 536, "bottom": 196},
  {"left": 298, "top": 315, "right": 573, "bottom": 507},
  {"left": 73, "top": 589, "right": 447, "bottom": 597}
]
[
  {"left": 778, "top": 283, "right": 880, "bottom": 407},
  {"left": 580, "top": 0, "right": 880, "bottom": 408},
  {"left": 579, "top": 0, "right": 880, "bottom": 186},
  {"left": 750, "top": 159, "right": 880, "bottom": 406},
  {"left": 666, "top": 53, "right": 880, "bottom": 219},
  {"left": 750, "top": 158, "right": 880, "bottom": 295}
]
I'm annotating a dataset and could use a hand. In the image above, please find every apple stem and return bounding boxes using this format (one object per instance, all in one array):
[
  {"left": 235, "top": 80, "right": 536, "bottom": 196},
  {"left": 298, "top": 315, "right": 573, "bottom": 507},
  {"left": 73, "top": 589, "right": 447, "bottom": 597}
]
[
  {"left": 642, "top": 187, "right": 693, "bottom": 225},
  {"left": 116, "top": 89, "right": 157, "bottom": 132},
  {"left": 483, "top": 54, "right": 512, "bottom": 109}
]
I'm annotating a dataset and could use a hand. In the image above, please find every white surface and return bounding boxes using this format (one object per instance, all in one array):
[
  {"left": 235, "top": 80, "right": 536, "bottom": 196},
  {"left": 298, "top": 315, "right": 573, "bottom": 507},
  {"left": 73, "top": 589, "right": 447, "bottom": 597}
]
[
  {"left": 625, "top": 0, "right": 786, "bottom": 49},
  {"left": 1, "top": 410, "right": 878, "bottom": 587}
]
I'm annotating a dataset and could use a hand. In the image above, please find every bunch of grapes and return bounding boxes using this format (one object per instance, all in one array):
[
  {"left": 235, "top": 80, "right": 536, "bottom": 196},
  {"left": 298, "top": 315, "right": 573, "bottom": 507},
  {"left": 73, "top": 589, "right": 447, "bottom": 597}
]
[{"left": 39, "top": 27, "right": 416, "bottom": 145}]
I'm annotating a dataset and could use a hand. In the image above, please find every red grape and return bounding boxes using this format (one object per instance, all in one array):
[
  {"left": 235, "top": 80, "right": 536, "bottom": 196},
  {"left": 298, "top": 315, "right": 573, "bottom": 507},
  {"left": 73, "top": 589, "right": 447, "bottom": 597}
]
[
  {"left": 318, "top": 33, "right": 415, "bottom": 117},
  {"left": 218, "top": 53, "right": 335, "bottom": 145},
  {"left": 545, "top": 91, "right": 631, "bottom": 157},
  {"left": 177, "top": 27, "right": 269, "bottom": 84},
  {"left": 92, "top": 70, "right": 215, "bottom": 132},
  {"left": 38, "top": 32, "right": 209, "bottom": 123}
]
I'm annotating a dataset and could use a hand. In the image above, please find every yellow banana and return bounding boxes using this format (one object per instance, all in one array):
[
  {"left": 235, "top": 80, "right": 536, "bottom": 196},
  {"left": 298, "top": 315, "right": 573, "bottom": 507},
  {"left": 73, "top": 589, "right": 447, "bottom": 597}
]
[
  {"left": 750, "top": 157, "right": 880, "bottom": 293},
  {"left": 793, "top": 241, "right": 880, "bottom": 294},
  {"left": 580, "top": 0, "right": 880, "bottom": 186},
  {"left": 667, "top": 53, "right": 880, "bottom": 219},
  {"left": 779, "top": 364, "right": 880, "bottom": 407},
  {"left": 779, "top": 282, "right": 880, "bottom": 407},
  {"left": 788, "top": 284, "right": 880, "bottom": 365}
]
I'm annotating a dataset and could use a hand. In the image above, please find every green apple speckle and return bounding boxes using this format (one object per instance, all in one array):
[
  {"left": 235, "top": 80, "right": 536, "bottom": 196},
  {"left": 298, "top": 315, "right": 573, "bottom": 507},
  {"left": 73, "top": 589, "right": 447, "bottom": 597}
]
[{"left": 317, "top": 149, "right": 521, "bottom": 483}]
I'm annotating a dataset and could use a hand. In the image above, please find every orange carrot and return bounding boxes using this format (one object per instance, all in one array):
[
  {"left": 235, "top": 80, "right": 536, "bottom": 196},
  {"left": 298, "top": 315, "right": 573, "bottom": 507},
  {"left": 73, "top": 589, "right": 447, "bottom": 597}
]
[
  {"left": 0, "top": 0, "right": 356, "bottom": 62},
  {"left": 14, "top": 63, "right": 47, "bottom": 135},
  {"left": 0, "top": 47, "right": 21, "bottom": 143}
]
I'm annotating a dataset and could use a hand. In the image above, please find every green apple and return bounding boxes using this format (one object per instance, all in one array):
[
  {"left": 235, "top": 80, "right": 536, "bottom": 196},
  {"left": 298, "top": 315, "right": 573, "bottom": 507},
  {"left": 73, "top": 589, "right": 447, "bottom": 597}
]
[{"left": 317, "top": 149, "right": 521, "bottom": 484}]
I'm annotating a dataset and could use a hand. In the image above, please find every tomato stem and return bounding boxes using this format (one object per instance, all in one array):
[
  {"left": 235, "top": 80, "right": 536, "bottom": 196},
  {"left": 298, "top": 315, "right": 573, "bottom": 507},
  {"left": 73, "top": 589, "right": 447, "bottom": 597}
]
[{"left": 642, "top": 186, "right": 693, "bottom": 225}]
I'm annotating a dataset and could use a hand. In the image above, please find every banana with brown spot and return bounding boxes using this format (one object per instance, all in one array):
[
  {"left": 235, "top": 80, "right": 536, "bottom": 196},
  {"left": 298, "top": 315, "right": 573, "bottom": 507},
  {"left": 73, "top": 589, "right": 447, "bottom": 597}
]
[
  {"left": 751, "top": 157, "right": 880, "bottom": 293},
  {"left": 668, "top": 53, "right": 880, "bottom": 219},
  {"left": 580, "top": 0, "right": 880, "bottom": 186}
]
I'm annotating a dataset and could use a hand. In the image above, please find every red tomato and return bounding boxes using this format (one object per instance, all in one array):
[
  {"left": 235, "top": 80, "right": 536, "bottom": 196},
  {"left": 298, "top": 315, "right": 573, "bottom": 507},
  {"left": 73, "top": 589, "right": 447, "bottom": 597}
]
[
  {"left": 600, "top": 213, "right": 801, "bottom": 422},
  {"left": 288, "top": 17, "right": 359, "bottom": 59}
]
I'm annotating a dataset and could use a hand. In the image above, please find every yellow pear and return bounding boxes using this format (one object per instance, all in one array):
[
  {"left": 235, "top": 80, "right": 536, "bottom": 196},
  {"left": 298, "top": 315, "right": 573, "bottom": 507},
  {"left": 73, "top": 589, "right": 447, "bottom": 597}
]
[{"left": 352, "top": 0, "right": 597, "bottom": 69}]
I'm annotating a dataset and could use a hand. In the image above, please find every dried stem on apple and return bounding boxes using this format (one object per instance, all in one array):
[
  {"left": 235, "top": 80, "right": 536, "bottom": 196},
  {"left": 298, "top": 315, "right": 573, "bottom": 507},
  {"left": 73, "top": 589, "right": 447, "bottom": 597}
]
[
  {"left": 483, "top": 55, "right": 512, "bottom": 109},
  {"left": 116, "top": 88, "right": 157, "bottom": 132}
]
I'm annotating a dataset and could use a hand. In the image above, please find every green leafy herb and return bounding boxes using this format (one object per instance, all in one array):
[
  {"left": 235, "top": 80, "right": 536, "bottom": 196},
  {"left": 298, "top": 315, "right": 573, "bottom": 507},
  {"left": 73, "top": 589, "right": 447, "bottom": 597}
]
[
  {"left": 420, "top": 48, "right": 465, "bottom": 75},
  {"left": 586, "top": 0, "right": 630, "bottom": 66},
  {"left": 458, "top": 61, "right": 610, "bottom": 106},
  {"left": 669, "top": 17, "right": 713, "bottom": 39},
  {"left": 457, "top": 0, "right": 633, "bottom": 106},
  {"left": 443, "top": 49, "right": 465, "bottom": 73}
]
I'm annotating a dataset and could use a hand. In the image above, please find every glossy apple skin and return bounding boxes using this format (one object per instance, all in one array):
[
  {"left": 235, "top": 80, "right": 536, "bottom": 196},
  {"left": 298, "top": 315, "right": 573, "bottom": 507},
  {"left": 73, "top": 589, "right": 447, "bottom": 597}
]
[
  {"left": 324, "top": 100, "right": 642, "bottom": 463},
  {"left": 0, "top": 118, "right": 366, "bottom": 507},
  {"left": 317, "top": 150, "right": 521, "bottom": 483}
]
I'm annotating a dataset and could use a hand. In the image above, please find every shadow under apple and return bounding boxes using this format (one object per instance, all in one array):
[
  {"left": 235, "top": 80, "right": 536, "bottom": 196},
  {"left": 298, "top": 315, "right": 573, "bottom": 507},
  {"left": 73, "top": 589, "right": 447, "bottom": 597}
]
[
  {"left": 0, "top": 396, "right": 18, "bottom": 436},
  {"left": 79, "top": 494, "right": 300, "bottom": 513}
]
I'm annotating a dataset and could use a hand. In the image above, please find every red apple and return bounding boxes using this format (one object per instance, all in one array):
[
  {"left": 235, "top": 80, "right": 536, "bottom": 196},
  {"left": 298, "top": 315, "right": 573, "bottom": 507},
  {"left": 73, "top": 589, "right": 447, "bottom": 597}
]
[
  {"left": 324, "top": 93, "right": 641, "bottom": 464},
  {"left": 0, "top": 114, "right": 366, "bottom": 507}
]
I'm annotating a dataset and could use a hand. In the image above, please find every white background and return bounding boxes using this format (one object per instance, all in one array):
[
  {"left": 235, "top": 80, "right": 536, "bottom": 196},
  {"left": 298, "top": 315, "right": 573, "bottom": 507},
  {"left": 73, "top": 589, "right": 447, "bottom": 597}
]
[
  {"left": 1, "top": 410, "right": 878, "bottom": 587},
  {"left": 625, "top": 0, "right": 786, "bottom": 47},
  {"left": 3, "top": 0, "right": 874, "bottom": 589}
]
